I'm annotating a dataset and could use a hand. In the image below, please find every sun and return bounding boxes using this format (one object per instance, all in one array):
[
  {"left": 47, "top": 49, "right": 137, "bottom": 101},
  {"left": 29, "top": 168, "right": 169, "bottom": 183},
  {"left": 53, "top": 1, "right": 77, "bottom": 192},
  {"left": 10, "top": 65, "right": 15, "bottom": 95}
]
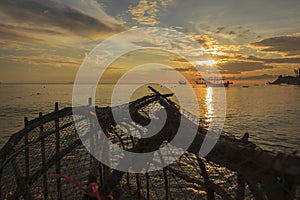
[{"left": 195, "top": 59, "right": 216, "bottom": 66}]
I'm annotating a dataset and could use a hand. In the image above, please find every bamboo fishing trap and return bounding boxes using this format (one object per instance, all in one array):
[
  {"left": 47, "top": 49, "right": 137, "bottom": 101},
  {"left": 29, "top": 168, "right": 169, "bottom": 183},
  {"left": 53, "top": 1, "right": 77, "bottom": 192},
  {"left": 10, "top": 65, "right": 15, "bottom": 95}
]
[{"left": 0, "top": 86, "right": 299, "bottom": 200}]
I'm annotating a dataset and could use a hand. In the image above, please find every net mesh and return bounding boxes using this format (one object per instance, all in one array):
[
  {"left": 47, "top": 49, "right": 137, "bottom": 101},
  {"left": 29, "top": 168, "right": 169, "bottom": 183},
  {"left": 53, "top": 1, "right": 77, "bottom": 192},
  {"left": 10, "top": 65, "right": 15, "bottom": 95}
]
[{"left": 0, "top": 92, "right": 299, "bottom": 200}]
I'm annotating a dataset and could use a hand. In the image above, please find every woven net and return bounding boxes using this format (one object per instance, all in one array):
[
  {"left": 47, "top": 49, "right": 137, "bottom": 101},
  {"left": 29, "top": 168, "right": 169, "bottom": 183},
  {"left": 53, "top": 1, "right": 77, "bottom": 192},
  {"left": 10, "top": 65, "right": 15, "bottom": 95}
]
[{"left": 0, "top": 89, "right": 299, "bottom": 200}]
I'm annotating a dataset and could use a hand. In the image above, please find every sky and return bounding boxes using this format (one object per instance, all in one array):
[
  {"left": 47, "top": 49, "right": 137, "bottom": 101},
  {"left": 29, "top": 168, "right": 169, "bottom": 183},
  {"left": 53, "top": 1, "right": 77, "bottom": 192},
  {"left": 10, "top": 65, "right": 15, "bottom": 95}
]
[{"left": 0, "top": 0, "right": 300, "bottom": 83}]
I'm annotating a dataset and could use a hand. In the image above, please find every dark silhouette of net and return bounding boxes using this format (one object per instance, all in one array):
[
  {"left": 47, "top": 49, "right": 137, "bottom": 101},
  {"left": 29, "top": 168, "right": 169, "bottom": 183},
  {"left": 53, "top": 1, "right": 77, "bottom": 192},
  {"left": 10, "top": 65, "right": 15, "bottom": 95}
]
[{"left": 0, "top": 87, "right": 299, "bottom": 199}]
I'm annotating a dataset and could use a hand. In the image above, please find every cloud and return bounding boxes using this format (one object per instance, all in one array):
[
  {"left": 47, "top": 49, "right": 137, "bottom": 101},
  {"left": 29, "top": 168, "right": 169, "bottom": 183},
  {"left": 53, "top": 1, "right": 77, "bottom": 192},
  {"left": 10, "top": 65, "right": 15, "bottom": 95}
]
[
  {"left": 226, "top": 74, "right": 278, "bottom": 80},
  {"left": 162, "top": 66, "right": 197, "bottom": 72},
  {"left": 0, "top": 23, "right": 64, "bottom": 46},
  {"left": 215, "top": 27, "right": 225, "bottom": 34},
  {"left": 0, "top": 54, "right": 81, "bottom": 68},
  {"left": 248, "top": 55, "right": 300, "bottom": 64},
  {"left": 0, "top": 26, "right": 43, "bottom": 44},
  {"left": 0, "top": 24, "right": 63, "bottom": 35},
  {"left": 214, "top": 27, "right": 238, "bottom": 36},
  {"left": 0, "top": 0, "right": 124, "bottom": 39},
  {"left": 0, "top": 41, "right": 32, "bottom": 51},
  {"left": 131, "top": 41, "right": 161, "bottom": 48},
  {"left": 129, "top": 0, "right": 160, "bottom": 25},
  {"left": 193, "top": 34, "right": 218, "bottom": 49},
  {"left": 194, "top": 24, "right": 262, "bottom": 46},
  {"left": 171, "top": 58, "right": 188, "bottom": 63},
  {"left": 219, "top": 61, "right": 274, "bottom": 74},
  {"left": 128, "top": 0, "right": 173, "bottom": 26},
  {"left": 57, "top": 0, "right": 120, "bottom": 25},
  {"left": 251, "top": 35, "right": 300, "bottom": 56}
]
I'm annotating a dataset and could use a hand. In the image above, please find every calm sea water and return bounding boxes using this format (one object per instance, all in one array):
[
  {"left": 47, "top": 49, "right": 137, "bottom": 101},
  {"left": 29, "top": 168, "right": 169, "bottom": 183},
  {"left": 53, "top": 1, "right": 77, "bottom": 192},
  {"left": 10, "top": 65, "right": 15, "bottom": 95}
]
[{"left": 0, "top": 83, "right": 299, "bottom": 153}]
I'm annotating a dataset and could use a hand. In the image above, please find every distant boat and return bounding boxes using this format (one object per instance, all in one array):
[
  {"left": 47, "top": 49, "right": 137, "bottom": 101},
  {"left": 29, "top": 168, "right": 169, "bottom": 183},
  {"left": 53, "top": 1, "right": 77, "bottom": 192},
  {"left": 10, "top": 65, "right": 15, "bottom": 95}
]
[
  {"left": 267, "top": 68, "right": 300, "bottom": 85},
  {"left": 206, "top": 80, "right": 230, "bottom": 88},
  {"left": 195, "top": 78, "right": 231, "bottom": 87},
  {"left": 178, "top": 80, "right": 187, "bottom": 85},
  {"left": 195, "top": 80, "right": 206, "bottom": 85},
  {"left": 242, "top": 85, "right": 250, "bottom": 88}
]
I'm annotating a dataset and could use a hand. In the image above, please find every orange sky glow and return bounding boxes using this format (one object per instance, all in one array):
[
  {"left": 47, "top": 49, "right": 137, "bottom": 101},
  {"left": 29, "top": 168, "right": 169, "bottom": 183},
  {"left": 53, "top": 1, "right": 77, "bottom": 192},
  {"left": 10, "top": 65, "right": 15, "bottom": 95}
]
[{"left": 0, "top": 0, "right": 299, "bottom": 84}]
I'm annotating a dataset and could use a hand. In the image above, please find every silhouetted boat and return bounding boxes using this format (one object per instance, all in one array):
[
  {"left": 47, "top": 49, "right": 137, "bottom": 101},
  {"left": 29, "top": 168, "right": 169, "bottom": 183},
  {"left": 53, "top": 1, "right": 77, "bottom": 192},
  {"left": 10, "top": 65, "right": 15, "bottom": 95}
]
[
  {"left": 206, "top": 80, "right": 230, "bottom": 87},
  {"left": 195, "top": 78, "right": 231, "bottom": 87},
  {"left": 195, "top": 80, "right": 206, "bottom": 85}
]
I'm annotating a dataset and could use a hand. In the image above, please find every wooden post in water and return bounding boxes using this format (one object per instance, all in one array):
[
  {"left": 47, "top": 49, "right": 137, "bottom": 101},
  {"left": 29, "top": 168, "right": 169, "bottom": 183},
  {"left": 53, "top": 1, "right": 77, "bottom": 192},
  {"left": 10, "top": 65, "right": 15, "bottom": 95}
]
[
  {"left": 24, "top": 117, "right": 29, "bottom": 178},
  {"left": 54, "top": 102, "right": 62, "bottom": 200},
  {"left": 39, "top": 112, "right": 48, "bottom": 200}
]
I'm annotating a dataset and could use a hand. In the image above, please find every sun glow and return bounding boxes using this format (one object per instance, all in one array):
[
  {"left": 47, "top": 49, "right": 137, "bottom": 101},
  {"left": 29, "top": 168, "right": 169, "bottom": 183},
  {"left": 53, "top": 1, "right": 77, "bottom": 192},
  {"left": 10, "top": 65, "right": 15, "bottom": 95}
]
[
  {"left": 209, "top": 47, "right": 222, "bottom": 56},
  {"left": 195, "top": 59, "right": 216, "bottom": 66}
]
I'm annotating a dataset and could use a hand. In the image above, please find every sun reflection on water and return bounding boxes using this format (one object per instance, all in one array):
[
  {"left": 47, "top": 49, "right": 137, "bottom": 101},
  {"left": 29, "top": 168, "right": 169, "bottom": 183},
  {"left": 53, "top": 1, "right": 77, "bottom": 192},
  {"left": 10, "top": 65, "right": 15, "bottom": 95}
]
[{"left": 205, "top": 87, "right": 214, "bottom": 122}]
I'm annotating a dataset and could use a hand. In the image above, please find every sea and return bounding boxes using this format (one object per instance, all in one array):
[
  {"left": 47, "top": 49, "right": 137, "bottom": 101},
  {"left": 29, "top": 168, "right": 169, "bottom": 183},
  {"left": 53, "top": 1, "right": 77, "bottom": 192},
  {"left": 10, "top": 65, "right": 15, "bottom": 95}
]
[{"left": 0, "top": 83, "right": 299, "bottom": 153}]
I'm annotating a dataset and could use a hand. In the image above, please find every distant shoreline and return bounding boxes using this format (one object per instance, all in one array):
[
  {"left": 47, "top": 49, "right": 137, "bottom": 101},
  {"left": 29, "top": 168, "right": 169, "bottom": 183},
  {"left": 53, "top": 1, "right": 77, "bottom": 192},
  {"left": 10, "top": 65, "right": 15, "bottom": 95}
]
[{"left": 0, "top": 82, "right": 181, "bottom": 85}]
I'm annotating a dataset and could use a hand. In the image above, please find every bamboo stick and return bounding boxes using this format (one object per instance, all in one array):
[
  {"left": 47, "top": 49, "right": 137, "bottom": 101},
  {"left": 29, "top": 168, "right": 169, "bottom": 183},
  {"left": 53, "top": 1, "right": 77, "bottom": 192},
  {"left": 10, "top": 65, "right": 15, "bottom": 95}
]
[
  {"left": 54, "top": 103, "right": 62, "bottom": 200},
  {"left": 39, "top": 112, "right": 48, "bottom": 200}
]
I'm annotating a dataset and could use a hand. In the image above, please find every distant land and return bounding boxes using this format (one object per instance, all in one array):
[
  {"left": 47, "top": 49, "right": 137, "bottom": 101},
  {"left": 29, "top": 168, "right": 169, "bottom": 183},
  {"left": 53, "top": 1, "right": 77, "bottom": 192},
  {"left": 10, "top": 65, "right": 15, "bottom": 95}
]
[{"left": 267, "top": 69, "right": 300, "bottom": 85}]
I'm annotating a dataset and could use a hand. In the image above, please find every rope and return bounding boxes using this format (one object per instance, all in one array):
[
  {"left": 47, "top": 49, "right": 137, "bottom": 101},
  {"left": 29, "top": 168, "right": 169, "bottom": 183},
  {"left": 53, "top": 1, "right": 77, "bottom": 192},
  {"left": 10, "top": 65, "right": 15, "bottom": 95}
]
[{"left": 50, "top": 174, "right": 113, "bottom": 200}]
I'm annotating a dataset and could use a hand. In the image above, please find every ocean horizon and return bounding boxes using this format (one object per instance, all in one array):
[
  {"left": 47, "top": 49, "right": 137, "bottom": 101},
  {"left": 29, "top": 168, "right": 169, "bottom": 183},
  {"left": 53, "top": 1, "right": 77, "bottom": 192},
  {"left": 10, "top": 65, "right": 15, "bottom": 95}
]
[{"left": 1, "top": 83, "right": 299, "bottom": 153}]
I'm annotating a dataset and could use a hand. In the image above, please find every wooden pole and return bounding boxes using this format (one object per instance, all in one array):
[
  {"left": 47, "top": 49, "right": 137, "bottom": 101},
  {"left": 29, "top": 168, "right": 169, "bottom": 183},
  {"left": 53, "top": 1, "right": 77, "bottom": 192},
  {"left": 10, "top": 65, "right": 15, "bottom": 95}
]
[
  {"left": 24, "top": 117, "right": 29, "bottom": 178},
  {"left": 88, "top": 97, "right": 98, "bottom": 184},
  {"left": 98, "top": 163, "right": 103, "bottom": 183},
  {"left": 54, "top": 102, "right": 62, "bottom": 200},
  {"left": 146, "top": 172, "right": 150, "bottom": 200},
  {"left": 135, "top": 174, "right": 141, "bottom": 199},
  {"left": 39, "top": 112, "right": 48, "bottom": 199},
  {"left": 197, "top": 157, "right": 215, "bottom": 200},
  {"left": 126, "top": 172, "right": 130, "bottom": 187},
  {"left": 11, "top": 156, "right": 33, "bottom": 199},
  {"left": 163, "top": 168, "right": 169, "bottom": 200},
  {"left": 88, "top": 97, "right": 92, "bottom": 106}
]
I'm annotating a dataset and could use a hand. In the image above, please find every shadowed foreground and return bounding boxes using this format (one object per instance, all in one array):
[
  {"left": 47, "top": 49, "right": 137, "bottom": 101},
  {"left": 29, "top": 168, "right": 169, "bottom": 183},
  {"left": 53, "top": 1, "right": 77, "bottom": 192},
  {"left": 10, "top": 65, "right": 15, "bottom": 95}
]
[{"left": 0, "top": 86, "right": 299, "bottom": 199}]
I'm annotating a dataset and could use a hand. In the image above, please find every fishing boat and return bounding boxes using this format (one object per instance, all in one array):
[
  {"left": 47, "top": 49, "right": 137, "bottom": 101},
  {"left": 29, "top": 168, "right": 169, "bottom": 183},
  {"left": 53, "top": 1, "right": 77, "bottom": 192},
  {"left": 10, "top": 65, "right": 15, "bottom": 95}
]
[
  {"left": 178, "top": 80, "right": 187, "bottom": 85},
  {"left": 195, "top": 78, "right": 206, "bottom": 85},
  {"left": 205, "top": 80, "right": 230, "bottom": 87},
  {"left": 195, "top": 78, "right": 231, "bottom": 87},
  {"left": 0, "top": 86, "right": 299, "bottom": 199}
]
